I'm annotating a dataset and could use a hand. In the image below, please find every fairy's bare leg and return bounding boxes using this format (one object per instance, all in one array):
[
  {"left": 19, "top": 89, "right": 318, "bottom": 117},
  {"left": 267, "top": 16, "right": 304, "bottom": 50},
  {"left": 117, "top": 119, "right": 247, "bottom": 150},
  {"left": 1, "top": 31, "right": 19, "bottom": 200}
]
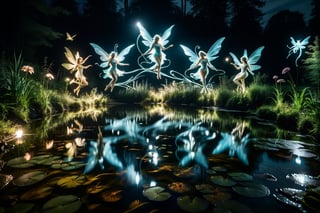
[
  {"left": 155, "top": 57, "right": 162, "bottom": 79},
  {"left": 200, "top": 71, "right": 207, "bottom": 93}
]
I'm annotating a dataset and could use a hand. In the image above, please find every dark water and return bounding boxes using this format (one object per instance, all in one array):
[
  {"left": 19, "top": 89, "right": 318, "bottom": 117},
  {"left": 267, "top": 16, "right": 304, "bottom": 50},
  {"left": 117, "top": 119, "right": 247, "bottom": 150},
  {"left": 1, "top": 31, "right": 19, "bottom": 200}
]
[{"left": 0, "top": 105, "right": 319, "bottom": 213}]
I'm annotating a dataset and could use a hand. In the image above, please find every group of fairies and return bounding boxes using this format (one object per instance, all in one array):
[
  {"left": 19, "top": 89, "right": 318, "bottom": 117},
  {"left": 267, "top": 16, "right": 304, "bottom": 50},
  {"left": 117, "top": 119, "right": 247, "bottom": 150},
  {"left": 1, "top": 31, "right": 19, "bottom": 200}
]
[{"left": 62, "top": 22, "right": 265, "bottom": 96}]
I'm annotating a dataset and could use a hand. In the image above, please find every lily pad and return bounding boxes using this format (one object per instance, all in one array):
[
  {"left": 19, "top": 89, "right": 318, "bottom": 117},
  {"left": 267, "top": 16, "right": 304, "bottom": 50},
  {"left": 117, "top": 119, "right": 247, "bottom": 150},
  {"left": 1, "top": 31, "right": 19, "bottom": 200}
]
[
  {"left": 214, "top": 200, "right": 253, "bottom": 213},
  {"left": 6, "top": 157, "right": 35, "bottom": 168},
  {"left": 101, "top": 190, "right": 123, "bottom": 202},
  {"left": 177, "top": 195, "right": 209, "bottom": 213},
  {"left": 210, "top": 175, "right": 236, "bottom": 187},
  {"left": 168, "top": 182, "right": 193, "bottom": 194},
  {"left": 142, "top": 186, "right": 171, "bottom": 201},
  {"left": 232, "top": 182, "right": 270, "bottom": 198},
  {"left": 42, "top": 195, "right": 81, "bottom": 213},
  {"left": 57, "top": 175, "right": 87, "bottom": 188},
  {"left": 228, "top": 172, "right": 253, "bottom": 181},
  {"left": 13, "top": 171, "right": 47, "bottom": 187},
  {"left": 253, "top": 172, "right": 277, "bottom": 181},
  {"left": 20, "top": 186, "right": 53, "bottom": 200},
  {"left": 11, "top": 202, "right": 35, "bottom": 213}
]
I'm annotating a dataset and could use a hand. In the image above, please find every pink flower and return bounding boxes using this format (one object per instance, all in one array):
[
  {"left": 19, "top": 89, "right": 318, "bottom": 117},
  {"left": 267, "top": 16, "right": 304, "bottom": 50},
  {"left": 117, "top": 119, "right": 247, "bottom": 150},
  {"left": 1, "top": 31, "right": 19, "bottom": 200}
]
[
  {"left": 276, "top": 79, "right": 286, "bottom": 84},
  {"left": 281, "top": 67, "right": 291, "bottom": 75},
  {"left": 45, "top": 73, "right": 55, "bottom": 80},
  {"left": 273, "top": 75, "right": 278, "bottom": 80},
  {"left": 21, "top": 65, "right": 34, "bottom": 74}
]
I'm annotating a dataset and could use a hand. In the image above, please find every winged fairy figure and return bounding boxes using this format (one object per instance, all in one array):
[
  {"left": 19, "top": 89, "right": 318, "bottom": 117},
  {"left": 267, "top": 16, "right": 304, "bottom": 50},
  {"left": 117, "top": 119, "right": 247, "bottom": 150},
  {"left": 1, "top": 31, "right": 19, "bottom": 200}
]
[
  {"left": 229, "top": 46, "right": 264, "bottom": 93},
  {"left": 286, "top": 36, "right": 310, "bottom": 67},
  {"left": 180, "top": 37, "right": 225, "bottom": 93},
  {"left": 61, "top": 47, "right": 92, "bottom": 96},
  {"left": 90, "top": 43, "right": 134, "bottom": 92},
  {"left": 136, "top": 22, "right": 174, "bottom": 79}
]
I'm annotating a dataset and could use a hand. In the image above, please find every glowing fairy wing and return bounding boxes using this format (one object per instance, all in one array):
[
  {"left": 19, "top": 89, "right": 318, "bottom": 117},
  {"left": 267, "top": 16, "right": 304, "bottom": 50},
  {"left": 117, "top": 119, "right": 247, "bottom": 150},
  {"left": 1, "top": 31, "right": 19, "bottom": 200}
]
[
  {"left": 248, "top": 46, "right": 264, "bottom": 71},
  {"left": 62, "top": 47, "right": 77, "bottom": 71},
  {"left": 160, "top": 25, "right": 174, "bottom": 46},
  {"left": 117, "top": 44, "right": 135, "bottom": 62},
  {"left": 290, "top": 37, "right": 297, "bottom": 46},
  {"left": 64, "top": 47, "right": 77, "bottom": 65},
  {"left": 207, "top": 37, "right": 225, "bottom": 62},
  {"left": 90, "top": 43, "right": 109, "bottom": 62},
  {"left": 137, "top": 22, "right": 153, "bottom": 47},
  {"left": 300, "top": 35, "right": 310, "bottom": 47},
  {"left": 180, "top": 44, "right": 198, "bottom": 69},
  {"left": 229, "top": 52, "right": 241, "bottom": 66}
]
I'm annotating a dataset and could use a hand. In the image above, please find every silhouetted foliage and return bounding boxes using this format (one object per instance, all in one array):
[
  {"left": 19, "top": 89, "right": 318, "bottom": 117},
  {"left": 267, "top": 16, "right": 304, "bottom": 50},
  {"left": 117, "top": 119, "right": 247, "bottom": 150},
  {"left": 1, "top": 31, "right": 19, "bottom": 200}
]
[{"left": 309, "top": 0, "right": 320, "bottom": 36}]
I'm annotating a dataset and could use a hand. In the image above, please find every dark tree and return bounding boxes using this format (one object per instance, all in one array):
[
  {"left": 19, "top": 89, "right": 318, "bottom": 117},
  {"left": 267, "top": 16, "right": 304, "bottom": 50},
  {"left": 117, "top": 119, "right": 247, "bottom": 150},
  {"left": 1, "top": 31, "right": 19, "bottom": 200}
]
[
  {"left": 1, "top": 0, "right": 66, "bottom": 62},
  {"left": 309, "top": 0, "right": 320, "bottom": 36},
  {"left": 189, "top": 0, "right": 229, "bottom": 38},
  {"left": 228, "top": 0, "right": 265, "bottom": 48}
]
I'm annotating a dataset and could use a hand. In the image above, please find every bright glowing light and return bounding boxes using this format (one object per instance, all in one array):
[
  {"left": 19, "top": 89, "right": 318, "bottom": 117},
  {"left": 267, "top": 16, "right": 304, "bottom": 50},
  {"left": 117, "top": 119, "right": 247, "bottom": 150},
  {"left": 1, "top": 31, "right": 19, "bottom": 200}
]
[
  {"left": 225, "top": 57, "right": 229, "bottom": 62},
  {"left": 148, "top": 144, "right": 153, "bottom": 150},
  {"left": 136, "top": 21, "right": 141, "bottom": 27},
  {"left": 150, "top": 181, "right": 157, "bottom": 187},
  {"left": 15, "top": 129, "right": 23, "bottom": 138},
  {"left": 295, "top": 156, "right": 301, "bottom": 165}
]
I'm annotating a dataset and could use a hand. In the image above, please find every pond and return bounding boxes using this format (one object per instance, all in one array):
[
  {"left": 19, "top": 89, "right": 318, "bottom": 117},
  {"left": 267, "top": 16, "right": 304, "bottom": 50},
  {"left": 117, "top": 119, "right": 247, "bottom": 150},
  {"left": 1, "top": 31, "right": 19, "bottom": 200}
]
[{"left": 0, "top": 104, "right": 319, "bottom": 213}]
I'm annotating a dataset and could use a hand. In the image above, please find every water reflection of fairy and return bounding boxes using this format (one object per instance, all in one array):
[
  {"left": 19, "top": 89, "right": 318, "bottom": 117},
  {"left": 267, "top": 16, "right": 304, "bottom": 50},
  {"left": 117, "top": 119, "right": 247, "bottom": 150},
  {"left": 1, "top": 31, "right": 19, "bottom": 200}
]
[{"left": 212, "top": 121, "right": 251, "bottom": 165}]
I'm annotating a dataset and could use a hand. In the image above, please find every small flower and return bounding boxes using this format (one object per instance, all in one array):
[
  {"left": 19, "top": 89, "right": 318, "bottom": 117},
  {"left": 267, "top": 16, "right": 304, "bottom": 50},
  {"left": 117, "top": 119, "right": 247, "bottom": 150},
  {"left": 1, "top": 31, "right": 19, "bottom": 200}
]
[
  {"left": 45, "top": 73, "right": 55, "bottom": 80},
  {"left": 273, "top": 75, "right": 278, "bottom": 80},
  {"left": 21, "top": 65, "right": 34, "bottom": 74},
  {"left": 276, "top": 79, "right": 286, "bottom": 84},
  {"left": 281, "top": 67, "right": 291, "bottom": 75}
]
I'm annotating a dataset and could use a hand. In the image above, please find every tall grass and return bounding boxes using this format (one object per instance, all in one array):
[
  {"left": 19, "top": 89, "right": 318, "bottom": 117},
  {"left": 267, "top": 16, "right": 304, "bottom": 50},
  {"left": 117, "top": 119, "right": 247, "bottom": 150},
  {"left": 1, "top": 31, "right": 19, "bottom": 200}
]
[{"left": 0, "top": 53, "right": 36, "bottom": 121}]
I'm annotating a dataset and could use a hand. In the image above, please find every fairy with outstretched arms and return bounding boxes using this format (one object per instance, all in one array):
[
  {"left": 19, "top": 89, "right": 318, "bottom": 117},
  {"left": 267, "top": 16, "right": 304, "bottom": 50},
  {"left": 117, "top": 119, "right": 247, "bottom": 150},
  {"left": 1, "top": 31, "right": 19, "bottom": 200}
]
[
  {"left": 61, "top": 47, "right": 92, "bottom": 96},
  {"left": 90, "top": 43, "right": 135, "bottom": 92},
  {"left": 136, "top": 22, "right": 174, "bottom": 79},
  {"left": 229, "top": 46, "right": 264, "bottom": 93},
  {"left": 180, "top": 37, "right": 225, "bottom": 93}
]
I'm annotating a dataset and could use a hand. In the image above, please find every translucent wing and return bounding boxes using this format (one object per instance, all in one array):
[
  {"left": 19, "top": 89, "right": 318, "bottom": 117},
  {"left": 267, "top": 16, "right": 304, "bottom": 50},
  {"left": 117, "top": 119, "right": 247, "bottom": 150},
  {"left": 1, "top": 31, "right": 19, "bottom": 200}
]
[
  {"left": 89, "top": 43, "right": 109, "bottom": 62},
  {"left": 229, "top": 52, "right": 241, "bottom": 66},
  {"left": 248, "top": 46, "right": 264, "bottom": 65},
  {"left": 117, "top": 44, "right": 135, "bottom": 62},
  {"left": 61, "top": 62, "right": 75, "bottom": 71},
  {"left": 161, "top": 25, "right": 174, "bottom": 46},
  {"left": 180, "top": 44, "right": 198, "bottom": 69},
  {"left": 137, "top": 22, "right": 153, "bottom": 47},
  {"left": 290, "top": 37, "right": 297, "bottom": 46},
  {"left": 300, "top": 36, "right": 310, "bottom": 46},
  {"left": 64, "top": 47, "right": 77, "bottom": 65},
  {"left": 206, "top": 37, "right": 225, "bottom": 62}
]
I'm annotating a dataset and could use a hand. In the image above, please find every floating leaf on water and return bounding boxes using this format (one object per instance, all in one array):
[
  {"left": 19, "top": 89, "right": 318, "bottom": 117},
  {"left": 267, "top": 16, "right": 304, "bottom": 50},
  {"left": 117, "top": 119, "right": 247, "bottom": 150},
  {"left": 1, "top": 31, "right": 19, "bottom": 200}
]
[
  {"left": 232, "top": 182, "right": 270, "bottom": 198},
  {"left": 86, "top": 183, "right": 110, "bottom": 194},
  {"left": 6, "top": 157, "right": 35, "bottom": 168},
  {"left": 206, "top": 169, "right": 217, "bottom": 175},
  {"left": 195, "top": 184, "right": 216, "bottom": 194},
  {"left": 277, "top": 187, "right": 306, "bottom": 199},
  {"left": 292, "top": 149, "right": 317, "bottom": 158},
  {"left": 142, "top": 186, "right": 171, "bottom": 201},
  {"left": 214, "top": 200, "right": 253, "bottom": 213},
  {"left": 56, "top": 175, "right": 87, "bottom": 188},
  {"left": 61, "top": 161, "right": 86, "bottom": 171},
  {"left": 253, "top": 172, "right": 277, "bottom": 181},
  {"left": 0, "top": 174, "right": 13, "bottom": 189},
  {"left": 42, "top": 195, "right": 81, "bottom": 213},
  {"left": 168, "top": 182, "right": 193, "bottom": 194},
  {"left": 177, "top": 195, "right": 209, "bottom": 213},
  {"left": 101, "top": 190, "right": 123, "bottom": 202},
  {"left": 20, "top": 186, "right": 53, "bottom": 201},
  {"left": 273, "top": 193, "right": 302, "bottom": 209},
  {"left": 13, "top": 171, "right": 47, "bottom": 187},
  {"left": 202, "top": 191, "right": 232, "bottom": 205},
  {"left": 173, "top": 167, "right": 195, "bottom": 178},
  {"left": 286, "top": 173, "right": 320, "bottom": 187},
  {"left": 11, "top": 202, "right": 35, "bottom": 213},
  {"left": 210, "top": 175, "right": 236, "bottom": 187},
  {"left": 228, "top": 172, "right": 253, "bottom": 181},
  {"left": 211, "top": 166, "right": 228, "bottom": 172},
  {"left": 124, "top": 200, "right": 150, "bottom": 213}
]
